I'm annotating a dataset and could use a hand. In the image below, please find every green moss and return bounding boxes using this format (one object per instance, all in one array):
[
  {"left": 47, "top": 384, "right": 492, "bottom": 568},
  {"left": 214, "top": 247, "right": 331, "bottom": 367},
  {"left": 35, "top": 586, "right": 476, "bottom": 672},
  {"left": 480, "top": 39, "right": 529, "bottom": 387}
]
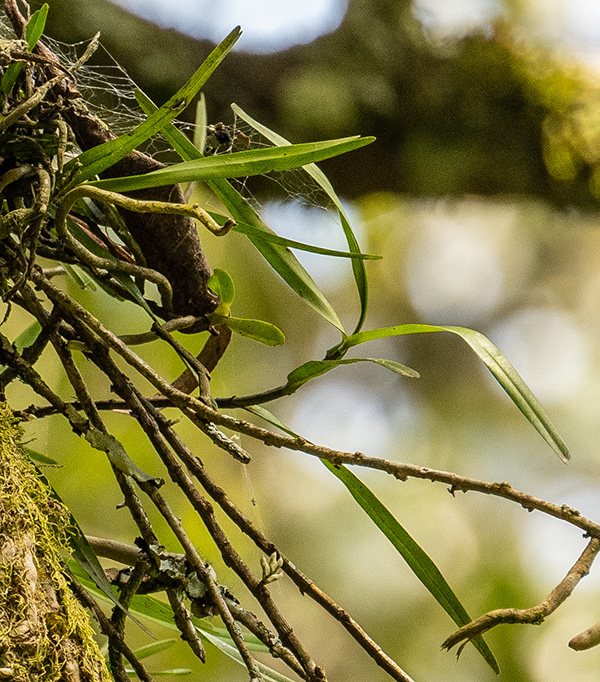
[{"left": 0, "top": 403, "right": 111, "bottom": 681}]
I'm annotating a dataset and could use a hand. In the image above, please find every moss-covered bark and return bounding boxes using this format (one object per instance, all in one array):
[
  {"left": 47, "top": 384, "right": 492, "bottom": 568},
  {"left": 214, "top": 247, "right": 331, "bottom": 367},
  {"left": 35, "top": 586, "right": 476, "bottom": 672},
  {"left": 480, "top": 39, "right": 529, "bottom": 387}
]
[{"left": 0, "top": 403, "right": 110, "bottom": 681}]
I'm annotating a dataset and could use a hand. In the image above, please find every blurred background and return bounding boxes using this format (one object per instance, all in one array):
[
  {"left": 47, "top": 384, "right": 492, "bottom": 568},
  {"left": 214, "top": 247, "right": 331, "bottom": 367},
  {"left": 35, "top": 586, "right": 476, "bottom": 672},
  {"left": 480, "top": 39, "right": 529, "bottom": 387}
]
[{"left": 5, "top": 0, "right": 600, "bottom": 680}]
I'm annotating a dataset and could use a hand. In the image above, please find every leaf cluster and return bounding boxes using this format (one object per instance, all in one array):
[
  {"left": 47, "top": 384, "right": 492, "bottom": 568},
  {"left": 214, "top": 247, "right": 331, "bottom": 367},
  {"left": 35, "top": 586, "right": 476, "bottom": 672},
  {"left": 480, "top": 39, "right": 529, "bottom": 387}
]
[{"left": 0, "top": 3, "right": 582, "bottom": 681}]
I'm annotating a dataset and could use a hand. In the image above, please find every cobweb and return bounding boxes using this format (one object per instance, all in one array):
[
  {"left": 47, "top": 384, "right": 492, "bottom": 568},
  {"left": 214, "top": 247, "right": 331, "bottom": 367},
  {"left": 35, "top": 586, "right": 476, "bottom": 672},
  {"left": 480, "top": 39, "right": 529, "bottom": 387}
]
[
  {"left": 227, "top": 113, "right": 333, "bottom": 212},
  {"left": 0, "top": 14, "right": 332, "bottom": 212}
]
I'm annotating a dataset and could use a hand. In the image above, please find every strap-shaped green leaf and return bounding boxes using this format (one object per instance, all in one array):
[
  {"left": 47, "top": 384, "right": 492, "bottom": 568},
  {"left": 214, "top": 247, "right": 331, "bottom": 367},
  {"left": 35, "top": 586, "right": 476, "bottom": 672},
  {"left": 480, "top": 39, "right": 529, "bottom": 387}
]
[
  {"left": 1, "top": 3, "right": 49, "bottom": 94},
  {"left": 0, "top": 320, "right": 41, "bottom": 372},
  {"left": 231, "top": 103, "right": 371, "bottom": 334},
  {"left": 25, "top": 3, "right": 49, "bottom": 49},
  {"left": 88, "top": 136, "right": 374, "bottom": 192},
  {"left": 208, "top": 212, "right": 380, "bottom": 260},
  {"left": 339, "top": 324, "right": 570, "bottom": 462},
  {"left": 73, "top": 26, "right": 241, "bottom": 181},
  {"left": 132, "top": 638, "right": 177, "bottom": 660},
  {"left": 323, "top": 460, "right": 500, "bottom": 674}
]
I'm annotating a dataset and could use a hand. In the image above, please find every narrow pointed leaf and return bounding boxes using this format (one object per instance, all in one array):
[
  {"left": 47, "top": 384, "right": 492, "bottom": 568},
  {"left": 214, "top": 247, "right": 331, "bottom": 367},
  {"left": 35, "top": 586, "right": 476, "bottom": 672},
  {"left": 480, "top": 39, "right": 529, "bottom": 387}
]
[
  {"left": 199, "top": 631, "right": 297, "bottom": 682},
  {"left": 136, "top": 91, "right": 344, "bottom": 331},
  {"left": 1, "top": 3, "right": 49, "bottom": 93},
  {"left": 23, "top": 447, "right": 59, "bottom": 466},
  {"left": 73, "top": 26, "right": 241, "bottom": 181},
  {"left": 0, "top": 320, "right": 41, "bottom": 372},
  {"left": 228, "top": 216, "right": 380, "bottom": 260},
  {"left": 133, "top": 639, "right": 177, "bottom": 660},
  {"left": 232, "top": 103, "right": 370, "bottom": 333},
  {"left": 25, "top": 3, "right": 49, "bottom": 49},
  {"left": 284, "top": 357, "right": 418, "bottom": 393},
  {"left": 88, "top": 136, "right": 374, "bottom": 192},
  {"left": 211, "top": 182, "right": 344, "bottom": 331},
  {"left": 145, "top": 669, "right": 191, "bottom": 676},
  {"left": 194, "top": 93, "right": 208, "bottom": 153},
  {"left": 323, "top": 460, "right": 500, "bottom": 674},
  {"left": 1, "top": 62, "right": 22, "bottom": 94},
  {"left": 63, "top": 263, "right": 97, "bottom": 291},
  {"left": 243, "top": 405, "right": 301, "bottom": 438},
  {"left": 340, "top": 324, "right": 569, "bottom": 461}
]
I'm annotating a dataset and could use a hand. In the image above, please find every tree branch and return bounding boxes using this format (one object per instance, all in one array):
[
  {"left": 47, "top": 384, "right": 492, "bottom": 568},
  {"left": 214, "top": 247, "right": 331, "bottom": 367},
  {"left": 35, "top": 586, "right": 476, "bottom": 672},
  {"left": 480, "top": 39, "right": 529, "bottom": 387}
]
[{"left": 442, "top": 538, "right": 600, "bottom": 651}]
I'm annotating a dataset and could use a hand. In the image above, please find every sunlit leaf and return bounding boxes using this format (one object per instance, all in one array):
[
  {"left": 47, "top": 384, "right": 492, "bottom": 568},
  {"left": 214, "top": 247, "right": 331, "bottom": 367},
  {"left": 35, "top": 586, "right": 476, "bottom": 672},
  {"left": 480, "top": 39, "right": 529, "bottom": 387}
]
[
  {"left": 147, "top": 669, "right": 192, "bottom": 677},
  {"left": 232, "top": 103, "right": 370, "bottom": 334},
  {"left": 193, "top": 93, "right": 208, "bottom": 154},
  {"left": 1, "top": 3, "right": 49, "bottom": 94},
  {"left": 63, "top": 263, "right": 97, "bottom": 291},
  {"left": 200, "top": 630, "right": 296, "bottom": 682},
  {"left": 15, "top": 320, "right": 41, "bottom": 350},
  {"left": 88, "top": 136, "right": 375, "bottom": 192},
  {"left": 228, "top": 216, "right": 380, "bottom": 260},
  {"left": 322, "top": 460, "right": 500, "bottom": 674},
  {"left": 25, "top": 3, "right": 49, "bottom": 49},
  {"left": 0, "top": 320, "right": 41, "bottom": 372},
  {"left": 207, "top": 268, "right": 235, "bottom": 306},
  {"left": 337, "top": 324, "right": 569, "bottom": 461},
  {"left": 23, "top": 447, "right": 59, "bottom": 466},
  {"left": 243, "top": 405, "right": 300, "bottom": 438},
  {"left": 133, "top": 639, "right": 177, "bottom": 660},
  {"left": 212, "top": 314, "right": 285, "bottom": 346}
]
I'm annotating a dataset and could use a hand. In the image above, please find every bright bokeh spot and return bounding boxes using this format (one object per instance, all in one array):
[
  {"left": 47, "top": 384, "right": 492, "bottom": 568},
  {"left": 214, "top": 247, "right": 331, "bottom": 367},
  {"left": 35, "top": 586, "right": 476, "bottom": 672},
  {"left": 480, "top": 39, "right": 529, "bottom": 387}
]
[
  {"left": 260, "top": 199, "right": 363, "bottom": 292},
  {"left": 403, "top": 201, "right": 527, "bottom": 325},
  {"left": 490, "top": 307, "right": 590, "bottom": 405}
]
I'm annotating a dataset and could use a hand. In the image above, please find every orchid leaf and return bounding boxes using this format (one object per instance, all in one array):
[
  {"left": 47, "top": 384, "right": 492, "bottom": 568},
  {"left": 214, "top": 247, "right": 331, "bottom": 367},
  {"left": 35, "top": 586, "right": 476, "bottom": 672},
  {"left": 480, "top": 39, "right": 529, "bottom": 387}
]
[
  {"left": 73, "top": 26, "right": 241, "bottom": 181},
  {"left": 1, "top": 3, "right": 49, "bottom": 94},
  {"left": 232, "top": 103, "right": 370, "bottom": 334},
  {"left": 323, "top": 460, "right": 500, "bottom": 674},
  {"left": 284, "top": 357, "right": 418, "bottom": 393},
  {"left": 88, "top": 136, "right": 374, "bottom": 192},
  {"left": 338, "top": 324, "right": 569, "bottom": 461}
]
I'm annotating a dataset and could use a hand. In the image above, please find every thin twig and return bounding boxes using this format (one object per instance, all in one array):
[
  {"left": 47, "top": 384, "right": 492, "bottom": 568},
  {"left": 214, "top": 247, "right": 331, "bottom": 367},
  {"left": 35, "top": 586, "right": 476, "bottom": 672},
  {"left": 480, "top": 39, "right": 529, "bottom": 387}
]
[
  {"left": 153, "top": 408, "right": 415, "bottom": 682},
  {"left": 570, "top": 620, "right": 600, "bottom": 651},
  {"left": 87, "top": 535, "right": 306, "bottom": 677},
  {"left": 443, "top": 538, "right": 600, "bottom": 652},
  {"left": 30, "top": 275, "right": 600, "bottom": 539}
]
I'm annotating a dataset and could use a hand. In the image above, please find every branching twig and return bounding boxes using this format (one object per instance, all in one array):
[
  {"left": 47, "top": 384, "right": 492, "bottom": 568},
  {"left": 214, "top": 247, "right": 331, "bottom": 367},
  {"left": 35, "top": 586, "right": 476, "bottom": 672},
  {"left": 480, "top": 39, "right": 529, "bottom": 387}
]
[{"left": 442, "top": 538, "right": 600, "bottom": 652}]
